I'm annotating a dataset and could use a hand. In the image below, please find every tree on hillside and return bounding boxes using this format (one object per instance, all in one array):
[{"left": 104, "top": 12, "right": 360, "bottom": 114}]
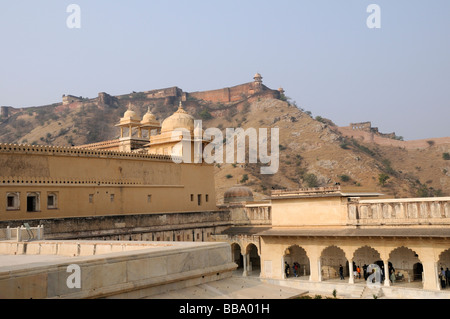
[
  {"left": 304, "top": 173, "right": 319, "bottom": 188},
  {"left": 378, "top": 173, "right": 390, "bottom": 186}
]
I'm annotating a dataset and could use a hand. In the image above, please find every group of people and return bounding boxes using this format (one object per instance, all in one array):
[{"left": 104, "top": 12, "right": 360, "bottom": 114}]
[
  {"left": 439, "top": 267, "right": 450, "bottom": 289},
  {"left": 338, "top": 263, "right": 397, "bottom": 284},
  {"left": 285, "top": 261, "right": 450, "bottom": 289},
  {"left": 284, "top": 261, "right": 301, "bottom": 278}
]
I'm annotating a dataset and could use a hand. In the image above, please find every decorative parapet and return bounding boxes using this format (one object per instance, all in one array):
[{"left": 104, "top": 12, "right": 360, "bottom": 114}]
[
  {"left": 270, "top": 186, "right": 382, "bottom": 200},
  {"left": 0, "top": 176, "right": 146, "bottom": 186},
  {"left": 75, "top": 139, "right": 122, "bottom": 150},
  {"left": 347, "top": 197, "right": 450, "bottom": 226},
  {"left": 0, "top": 143, "right": 179, "bottom": 162},
  {"left": 271, "top": 186, "right": 341, "bottom": 198},
  {"left": 244, "top": 204, "right": 272, "bottom": 225}
]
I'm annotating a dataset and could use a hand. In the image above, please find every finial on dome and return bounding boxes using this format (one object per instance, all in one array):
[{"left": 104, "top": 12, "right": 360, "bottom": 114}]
[{"left": 176, "top": 101, "right": 187, "bottom": 114}]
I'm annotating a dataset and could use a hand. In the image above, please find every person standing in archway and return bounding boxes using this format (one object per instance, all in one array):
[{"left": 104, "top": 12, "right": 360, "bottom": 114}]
[
  {"left": 339, "top": 264, "right": 344, "bottom": 280},
  {"left": 293, "top": 262, "right": 299, "bottom": 278},
  {"left": 285, "top": 262, "right": 290, "bottom": 278},
  {"left": 363, "top": 264, "right": 368, "bottom": 280},
  {"left": 446, "top": 268, "right": 450, "bottom": 288},
  {"left": 440, "top": 268, "right": 446, "bottom": 289},
  {"left": 390, "top": 268, "right": 396, "bottom": 284}
]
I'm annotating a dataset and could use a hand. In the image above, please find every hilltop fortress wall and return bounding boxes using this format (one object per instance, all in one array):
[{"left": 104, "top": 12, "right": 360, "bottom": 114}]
[
  {"left": 62, "top": 74, "right": 281, "bottom": 108},
  {"left": 187, "top": 82, "right": 280, "bottom": 104},
  {"left": 338, "top": 124, "right": 450, "bottom": 149}
]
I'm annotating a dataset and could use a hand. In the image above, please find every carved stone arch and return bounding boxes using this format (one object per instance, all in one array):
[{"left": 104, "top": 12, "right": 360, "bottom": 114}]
[
  {"left": 230, "top": 241, "right": 244, "bottom": 254},
  {"left": 388, "top": 246, "right": 422, "bottom": 263},
  {"left": 283, "top": 244, "right": 311, "bottom": 278},
  {"left": 437, "top": 248, "right": 450, "bottom": 269},
  {"left": 230, "top": 242, "right": 244, "bottom": 269},
  {"left": 352, "top": 245, "right": 382, "bottom": 265},
  {"left": 244, "top": 242, "right": 261, "bottom": 275},
  {"left": 320, "top": 245, "right": 348, "bottom": 260},
  {"left": 245, "top": 242, "right": 260, "bottom": 256},
  {"left": 320, "top": 245, "right": 349, "bottom": 280},
  {"left": 388, "top": 246, "right": 423, "bottom": 283}
]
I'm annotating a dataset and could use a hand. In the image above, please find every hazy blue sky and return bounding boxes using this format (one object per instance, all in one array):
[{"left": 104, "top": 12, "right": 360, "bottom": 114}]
[{"left": 1, "top": 1, "right": 449, "bottom": 140}]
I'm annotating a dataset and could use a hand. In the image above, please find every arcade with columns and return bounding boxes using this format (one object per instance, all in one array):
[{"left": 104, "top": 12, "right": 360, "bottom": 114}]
[{"left": 214, "top": 186, "right": 450, "bottom": 293}]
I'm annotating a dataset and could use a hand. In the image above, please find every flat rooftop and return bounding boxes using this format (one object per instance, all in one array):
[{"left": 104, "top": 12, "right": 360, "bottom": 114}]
[
  {"left": 0, "top": 254, "right": 74, "bottom": 268},
  {"left": 0, "top": 240, "right": 237, "bottom": 299},
  {"left": 258, "top": 227, "right": 450, "bottom": 238},
  {"left": 270, "top": 186, "right": 383, "bottom": 199}
]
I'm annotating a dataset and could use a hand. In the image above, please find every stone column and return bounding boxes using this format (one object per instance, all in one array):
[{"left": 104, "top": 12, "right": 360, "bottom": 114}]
[
  {"left": 420, "top": 249, "right": 441, "bottom": 291},
  {"left": 348, "top": 260, "right": 354, "bottom": 284},
  {"left": 39, "top": 225, "right": 44, "bottom": 240},
  {"left": 120, "top": 127, "right": 124, "bottom": 138},
  {"left": 242, "top": 254, "right": 248, "bottom": 277},
  {"left": 423, "top": 261, "right": 441, "bottom": 291},
  {"left": 436, "top": 262, "right": 442, "bottom": 291},
  {"left": 306, "top": 249, "right": 321, "bottom": 282},
  {"left": 384, "top": 260, "right": 390, "bottom": 287},
  {"left": 317, "top": 259, "right": 322, "bottom": 282}
]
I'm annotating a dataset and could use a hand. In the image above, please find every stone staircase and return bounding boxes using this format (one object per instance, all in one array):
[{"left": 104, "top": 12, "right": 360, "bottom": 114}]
[{"left": 359, "top": 286, "right": 384, "bottom": 299}]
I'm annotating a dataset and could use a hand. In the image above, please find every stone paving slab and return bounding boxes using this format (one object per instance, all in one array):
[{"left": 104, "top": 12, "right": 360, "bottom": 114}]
[{"left": 148, "top": 276, "right": 308, "bottom": 299}]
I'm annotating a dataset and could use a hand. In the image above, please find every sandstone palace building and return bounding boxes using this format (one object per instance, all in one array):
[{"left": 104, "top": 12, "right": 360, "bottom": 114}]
[
  {"left": 0, "top": 103, "right": 216, "bottom": 222},
  {"left": 1, "top": 75, "right": 450, "bottom": 298}
]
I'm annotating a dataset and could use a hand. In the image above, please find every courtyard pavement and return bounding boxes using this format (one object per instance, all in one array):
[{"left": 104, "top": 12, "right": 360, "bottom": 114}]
[{"left": 149, "top": 274, "right": 308, "bottom": 299}]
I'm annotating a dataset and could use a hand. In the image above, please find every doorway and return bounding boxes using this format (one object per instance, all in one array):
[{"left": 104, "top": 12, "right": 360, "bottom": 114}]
[{"left": 27, "top": 194, "right": 39, "bottom": 212}]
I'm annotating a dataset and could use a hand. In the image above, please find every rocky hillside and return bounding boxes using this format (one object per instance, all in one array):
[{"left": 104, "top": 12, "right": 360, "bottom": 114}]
[
  {"left": 1, "top": 92, "right": 449, "bottom": 202},
  {"left": 208, "top": 98, "right": 450, "bottom": 201}
]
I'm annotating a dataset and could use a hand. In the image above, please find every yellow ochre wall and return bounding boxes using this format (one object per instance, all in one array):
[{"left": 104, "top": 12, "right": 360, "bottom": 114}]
[
  {"left": 0, "top": 144, "right": 217, "bottom": 221},
  {"left": 271, "top": 196, "right": 348, "bottom": 227}
]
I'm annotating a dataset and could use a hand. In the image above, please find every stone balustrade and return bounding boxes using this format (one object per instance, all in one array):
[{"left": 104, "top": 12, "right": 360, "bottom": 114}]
[
  {"left": 271, "top": 186, "right": 341, "bottom": 198},
  {"left": 244, "top": 204, "right": 272, "bottom": 224},
  {"left": 0, "top": 240, "right": 173, "bottom": 256},
  {"left": 348, "top": 197, "right": 450, "bottom": 225},
  {"left": 1, "top": 225, "right": 44, "bottom": 241}
]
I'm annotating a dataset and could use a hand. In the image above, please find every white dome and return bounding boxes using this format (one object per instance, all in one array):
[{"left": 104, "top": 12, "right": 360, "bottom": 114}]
[
  {"left": 141, "top": 107, "right": 160, "bottom": 126},
  {"left": 161, "top": 103, "right": 194, "bottom": 133}
]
